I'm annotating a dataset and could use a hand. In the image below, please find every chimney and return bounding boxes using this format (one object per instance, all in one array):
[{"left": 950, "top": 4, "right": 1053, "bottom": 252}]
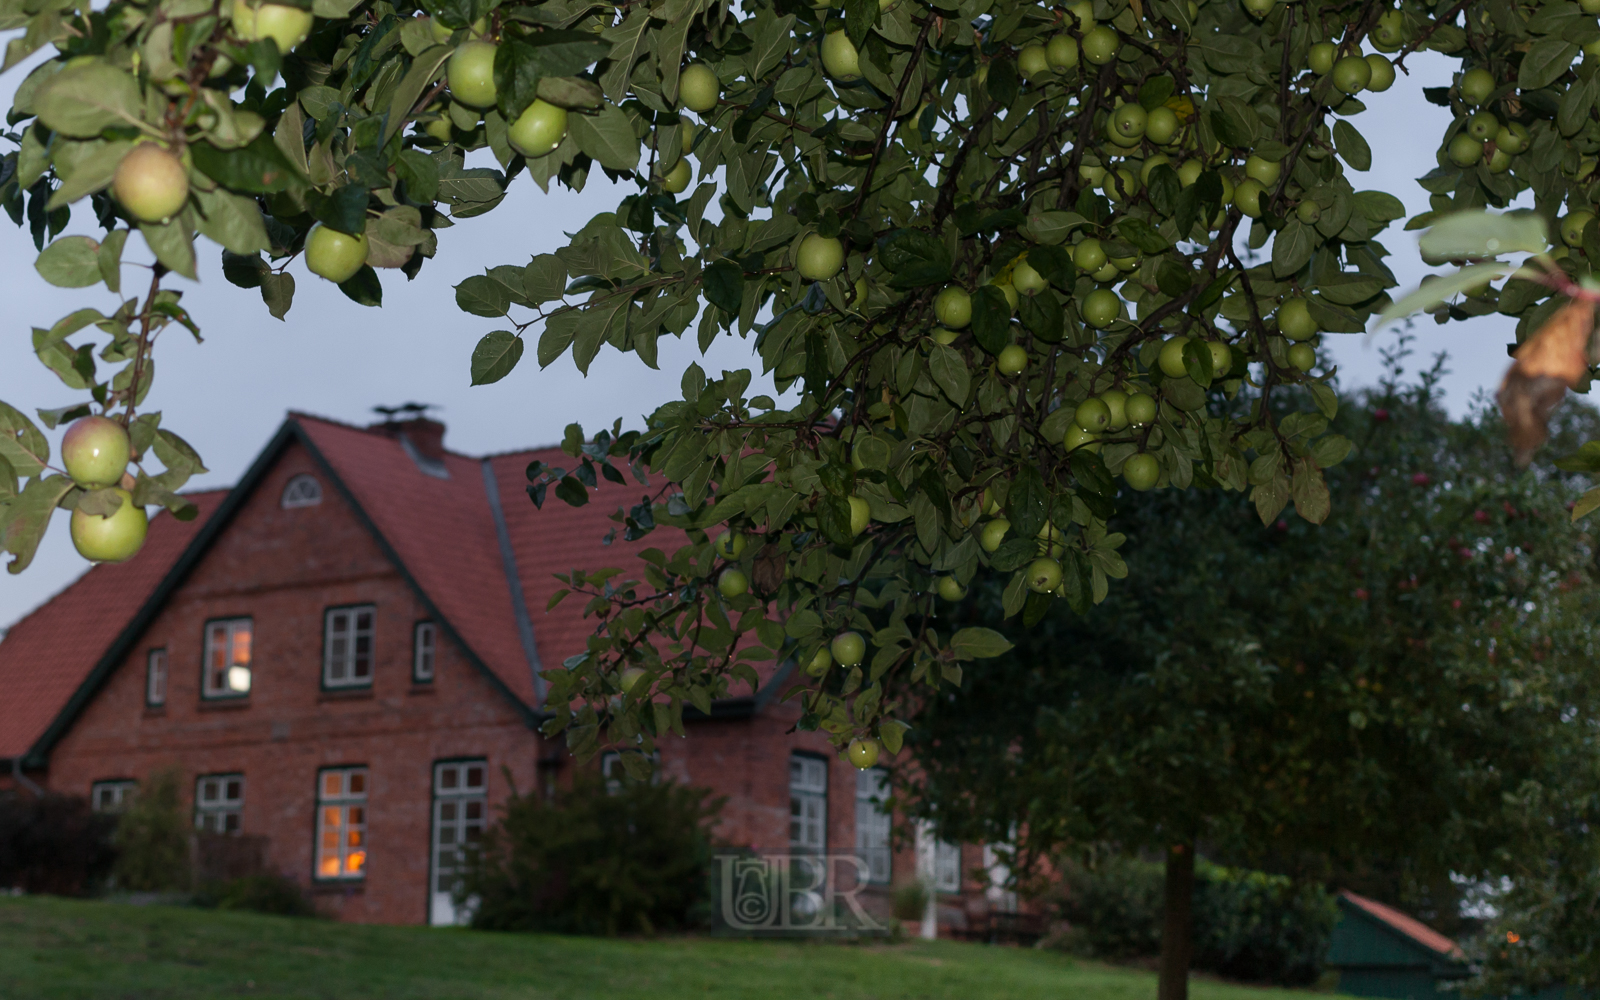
[
  {"left": 369, "top": 406, "right": 450, "bottom": 479},
  {"left": 397, "top": 418, "right": 446, "bottom": 461}
]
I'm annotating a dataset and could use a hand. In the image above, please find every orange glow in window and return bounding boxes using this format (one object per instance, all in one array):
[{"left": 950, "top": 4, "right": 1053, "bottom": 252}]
[
  {"left": 231, "top": 630, "right": 252, "bottom": 665},
  {"left": 320, "top": 855, "right": 340, "bottom": 876},
  {"left": 346, "top": 850, "right": 366, "bottom": 873}
]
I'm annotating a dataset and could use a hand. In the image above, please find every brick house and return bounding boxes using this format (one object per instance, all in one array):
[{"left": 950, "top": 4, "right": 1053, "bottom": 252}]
[{"left": 0, "top": 412, "right": 1008, "bottom": 930}]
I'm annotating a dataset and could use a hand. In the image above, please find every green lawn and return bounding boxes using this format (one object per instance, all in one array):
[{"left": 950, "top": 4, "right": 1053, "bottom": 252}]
[{"left": 0, "top": 895, "right": 1319, "bottom": 1000}]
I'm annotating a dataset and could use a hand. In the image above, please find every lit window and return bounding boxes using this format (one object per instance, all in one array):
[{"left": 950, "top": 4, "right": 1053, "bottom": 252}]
[
  {"left": 202, "top": 619, "right": 252, "bottom": 699},
  {"left": 281, "top": 474, "right": 322, "bottom": 509},
  {"left": 145, "top": 649, "right": 168, "bottom": 706},
  {"left": 855, "top": 768, "right": 892, "bottom": 885},
  {"left": 324, "top": 606, "right": 375, "bottom": 688},
  {"left": 195, "top": 774, "right": 244, "bottom": 833},
  {"left": 789, "top": 754, "right": 828, "bottom": 855},
  {"left": 92, "top": 780, "right": 137, "bottom": 813},
  {"left": 413, "top": 622, "right": 436, "bottom": 683},
  {"left": 316, "top": 767, "right": 369, "bottom": 880}
]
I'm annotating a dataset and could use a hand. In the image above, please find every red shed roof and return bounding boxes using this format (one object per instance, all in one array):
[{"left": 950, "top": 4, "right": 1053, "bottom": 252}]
[
  {"left": 1339, "top": 890, "right": 1466, "bottom": 960},
  {"left": 0, "top": 491, "right": 227, "bottom": 759}
]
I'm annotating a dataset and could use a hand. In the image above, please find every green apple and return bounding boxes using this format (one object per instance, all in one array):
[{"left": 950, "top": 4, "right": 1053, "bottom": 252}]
[
  {"left": 1066, "top": 1, "right": 1094, "bottom": 30},
  {"left": 1278, "top": 297, "right": 1318, "bottom": 341},
  {"left": 71, "top": 488, "right": 147, "bottom": 563},
  {"left": 1026, "top": 557, "right": 1062, "bottom": 593},
  {"left": 849, "top": 495, "right": 870, "bottom": 536},
  {"left": 1495, "top": 122, "right": 1529, "bottom": 154},
  {"left": 1140, "top": 155, "right": 1170, "bottom": 186},
  {"left": 62, "top": 416, "right": 131, "bottom": 488},
  {"left": 822, "top": 31, "right": 862, "bottom": 81},
  {"left": 1288, "top": 343, "right": 1317, "bottom": 372},
  {"left": 1365, "top": 54, "right": 1395, "bottom": 92},
  {"left": 932, "top": 327, "right": 959, "bottom": 345},
  {"left": 1447, "top": 133, "right": 1484, "bottom": 168},
  {"left": 1206, "top": 341, "right": 1232, "bottom": 378},
  {"left": 1111, "top": 103, "right": 1147, "bottom": 143},
  {"left": 1092, "top": 261, "right": 1120, "bottom": 283},
  {"left": 1159, "top": 336, "right": 1191, "bottom": 377},
  {"left": 937, "top": 575, "right": 967, "bottom": 601},
  {"left": 1372, "top": 10, "right": 1405, "bottom": 49},
  {"left": 980, "top": 518, "right": 1011, "bottom": 552},
  {"left": 935, "top": 286, "right": 972, "bottom": 328},
  {"left": 1018, "top": 44, "right": 1052, "bottom": 80},
  {"left": 620, "top": 666, "right": 647, "bottom": 693},
  {"left": 1047, "top": 34, "right": 1079, "bottom": 71},
  {"left": 1125, "top": 392, "right": 1157, "bottom": 426},
  {"left": 1073, "top": 238, "right": 1107, "bottom": 272},
  {"left": 1466, "top": 111, "right": 1499, "bottom": 141},
  {"left": 305, "top": 225, "right": 369, "bottom": 283},
  {"left": 1583, "top": 0, "right": 1600, "bottom": 12},
  {"left": 806, "top": 647, "right": 833, "bottom": 677},
  {"left": 681, "top": 123, "right": 698, "bottom": 157},
  {"left": 1177, "top": 159, "right": 1204, "bottom": 187},
  {"left": 1332, "top": 54, "right": 1371, "bottom": 94},
  {"left": 1064, "top": 424, "right": 1101, "bottom": 453},
  {"left": 423, "top": 117, "right": 453, "bottom": 143},
  {"left": 847, "top": 738, "right": 880, "bottom": 769},
  {"left": 831, "top": 631, "right": 867, "bottom": 667},
  {"left": 1562, "top": 211, "right": 1594, "bottom": 248},
  {"left": 1123, "top": 453, "right": 1160, "bottom": 491},
  {"left": 1011, "top": 256, "right": 1047, "bottom": 295},
  {"left": 1308, "top": 41, "right": 1336, "bottom": 75},
  {"left": 715, "top": 531, "right": 746, "bottom": 559},
  {"left": 661, "top": 159, "right": 692, "bottom": 193},
  {"left": 448, "top": 41, "right": 498, "bottom": 108},
  {"left": 1082, "top": 288, "right": 1121, "bottom": 328},
  {"left": 678, "top": 63, "right": 721, "bottom": 112},
  {"left": 1241, "top": 0, "right": 1274, "bottom": 17},
  {"left": 796, "top": 233, "right": 845, "bottom": 280},
  {"left": 997, "top": 344, "right": 1028, "bottom": 375},
  {"left": 992, "top": 279, "right": 1020, "bottom": 313},
  {"left": 1460, "top": 67, "right": 1495, "bottom": 106},
  {"left": 1244, "top": 154, "right": 1281, "bottom": 187},
  {"left": 1145, "top": 106, "right": 1180, "bottom": 145},
  {"left": 429, "top": 16, "right": 453, "bottom": 43},
  {"left": 1233, "top": 178, "right": 1265, "bottom": 218},
  {"left": 1075, "top": 397, "right": 1111, "bottom": 433},
  {"left": 1487, "top": 147, "right": 1512, "bottom": 173},
  {"left": 508, "top": 98, "right": 567, "bottom": 157},
  {"left": 234, "top": 0, "right": 313, "bottom": 52},
  {"left": 1081, "top": 25, "right": 1119, "bottom": 65},
  {"left": 1296, "top": 201, "right": 1321, "bottom": 224},
  {"left": 1099, "top": 388, "right": 1129, "bottom": 430},
  {"left": 1102, "top": 167, "right": 1138, "bottom": 202},
  {"left": 718, "top": 568, "right": 749, "bottom": 598},
  {"left": 113, "top": 144, "right": 189, "bottom": 224}
]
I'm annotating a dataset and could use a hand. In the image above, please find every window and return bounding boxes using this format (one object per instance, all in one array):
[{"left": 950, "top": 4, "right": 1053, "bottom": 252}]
[
  {"left": 789, "top": 754, "right": 828, "bottom": 855},
  {"left": 431, "top": 760, "right": 487, "bottom": 926},
  {"left": 412, "top": 621, "right": 437, "bottom": 683},
  {"left": 281, "top": 474, "right": 322, "bottom": 509},
  {"left": 982, "top": 844, "right": 1018, "bottom": 913},
  {"left": 145, "top": 649, "right": 168, "bottom": 706},
  {"left": 934, "top": 840, "right": 962, "bottom": 893},
  {"left": 855, "top": 768, "right": 892, "bottom": 885},
  {"left": 195, "top": 774, "right": 244, "bottom": 833},
  {"left": 323, "top": 606, "right": 375, "bottom": 688},
  {"left": 91, "top": 780, "right": 137, "bottom": 813},
  {"left": 316, "top": 767, "right": 368, "bottom": 880},
  {"left": 202, "top": 619, "right": 252, "bottom": 699}
]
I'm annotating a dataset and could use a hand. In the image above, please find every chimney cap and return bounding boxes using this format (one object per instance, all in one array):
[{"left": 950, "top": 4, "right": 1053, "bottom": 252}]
[{"left": 372, "top": 402, "right": 437, "bottom": 421}]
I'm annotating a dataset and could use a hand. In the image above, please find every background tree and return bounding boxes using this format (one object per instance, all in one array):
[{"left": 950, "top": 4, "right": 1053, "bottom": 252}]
[{"left": 905, "top": 344, "right": 1600, "bottom": 999}]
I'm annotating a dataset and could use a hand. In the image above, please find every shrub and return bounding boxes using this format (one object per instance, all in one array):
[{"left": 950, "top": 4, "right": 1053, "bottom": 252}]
[
  {"left": 1049, "top": 855, "right": 1338, "bottom": 986},
  {"left": 111, "top": 766, "right": 190, "bottom": 891},
  {"left": 892, "top": 880, "right": 930, "bottom": 921},
  {"left": 198, "top": 873, "right": 317, "bottom": 917},
  {"left": 462, "top": 772, "right": 724, "bottom": 935},
  {"left": 0, "top": 791, "right": 116, "bottom": 895}
]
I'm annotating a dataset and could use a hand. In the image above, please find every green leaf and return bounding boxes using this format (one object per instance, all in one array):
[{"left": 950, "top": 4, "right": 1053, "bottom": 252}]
[
  {"left": 192, "top": 186, "right": 271, "bottom": 255},
  {"left": 0, "top": 401, "right": 50, "bottom": 477},
  {"left": 1571, "top": 485, "right": 1600, "bottom": 522},
  {"left": 260, "top": 272, "right": 295, "bottom": 320},
  {"left": 878, "top": 229, "right": 952, "bottom": 287},
  {"left": 140, "top": 216, "right": 198, "bottom": 280},
  {"left": 0, "top": 453, "right": 15, "bottom": 502},
  {"left": 190, "top": 135, "right": 302, "bottom": 193},
  {"left": 1210, "top": 97, "right": 1260, "bottom": 148},
  {"left": 1370, "top": 263, "right": 1515, "bottom": 332},
  {"left": 1, "top": 475, "right": 74, "bottom": 574},
  {"left": 1007, "top": 464, "right": 1049, "bottom": 538},
  {"left": 1271, "top": 220, "right": 1314, "bottom": 277},
  {"left": 1419, "top": 210, "right": 1548, "bottom": 259},
  {"left": 33, "top": 61, "right": 145, "bottom": 137},
  {"left": 1556, "top": 440, "right": 1600, "bottom": 473},
  {"left": 927, "top": 344, "right": 970, "bottom": 405},
  {"left": 305, "top": 185, "right": 369, "bottom": 235},
  {"left": 385, "top": 44, "right": 453, "bottom": 145},
  {"left": 703, "top": 259, "right": 744, "bottom": 316},
  {"left": 569, "top": 104, "right": 640, "bottom": 172},
  {"left": 1115, "top": 218, "right": 1169, "bottom": 254},
  {"left": 456, "top": 273, "right": 513, "bottom": 317},
  {"left": 97, "top": 229, "right": 128, "bottom": 294},
  {"left": 1518, "top": 37, "right": 1579, "bottom": 90},
  {"left": 525, "top": 254, "right": 568, "bottom": 302},
  {"left": 35, "top": 235, "right": 101, "bottom": 288},
  {"left": 1025, "top": 210, "right": 1087, "bottom": 245},
  {"left": 153, "top": 428, "right": 208, "bottom": 476},
  {"left": 338, "top": 266, "right": 383, "bottom": 307},
  {"left": 949, "top": 627, "right": 1014, "bottom": 660},
  {"left": 470, "top": 331, "right": 524, "bottom": 385},
  {"left": 877, "top": 719, "right": 910, "bottom": 755},
  {"left": 970, "top": 286, "right": 1011, "bottom": 356},
  {"left": 1332, "top": 120, "right": 1371, "bottom": 171}
]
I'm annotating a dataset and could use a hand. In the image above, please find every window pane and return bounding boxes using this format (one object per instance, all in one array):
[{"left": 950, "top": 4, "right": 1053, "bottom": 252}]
[
  {"left": 465, "top": 766, "right": 484, "bottom": 789},
  {"left": 349, "top": 772, "right": 365, "bottom": 794},
  {"left": 440, "top": 768, "right": 458, "bottom": 790},
  {"left": 231, "top": 628, "right": 251, "bottom": 666}
]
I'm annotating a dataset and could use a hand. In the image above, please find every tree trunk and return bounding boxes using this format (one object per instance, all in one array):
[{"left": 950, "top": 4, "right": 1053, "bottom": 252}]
[{"left": 1157, "top": 841, "right": 1196, "bottom": 1000}]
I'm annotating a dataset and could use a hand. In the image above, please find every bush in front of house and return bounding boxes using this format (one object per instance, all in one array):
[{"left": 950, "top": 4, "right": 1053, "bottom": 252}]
[
  {"left": 111, "top": 766, "right": 190, "bottom": 891},
  {"left": 462, "top": 772, "right": 724, "bottom": 936},
  {"left": 1049, "top": 855, "right": 1338, "bottom": 987},
  {"left": 0, "top": 791, "right": 117, "bottom": 895},
  {"left": 194, "top": 873, "right": 318, "bottom": 917}
]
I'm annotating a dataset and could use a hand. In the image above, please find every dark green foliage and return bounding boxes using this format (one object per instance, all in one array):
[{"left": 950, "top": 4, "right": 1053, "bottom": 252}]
[
  {"left": 196, "top": 873, "right": 318, "bottom": 918},
  {"left": 0, "top": 791, "right": 116, "bottom": 895},
  {"left": 463, "top": 773, "right": 723, "bottom": 936},
  {"left": 111, "top": 766, "right": 190, "bottom": 892},
  {"left": 1051, "top": 857, "right": 1337, "bottom": 988}
]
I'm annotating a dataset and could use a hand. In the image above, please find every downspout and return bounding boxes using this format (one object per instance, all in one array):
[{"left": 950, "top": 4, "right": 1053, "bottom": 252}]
[{"left": 10, "top": 757, "right": 42, "bottom": 796}]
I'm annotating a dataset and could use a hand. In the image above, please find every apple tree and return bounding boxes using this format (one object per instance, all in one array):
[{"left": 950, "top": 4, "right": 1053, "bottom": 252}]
[
  {"left": 902, "top": 349, "right": 1600, "bottom": 998},
  {"left": 6, "top": 0, "right": 1600, "bottom": 849}
]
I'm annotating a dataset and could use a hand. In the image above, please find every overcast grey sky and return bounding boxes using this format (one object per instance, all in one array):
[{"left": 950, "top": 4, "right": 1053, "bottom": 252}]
[{"left": 0, "top": 50, "right": 1523, "bottom": 629}]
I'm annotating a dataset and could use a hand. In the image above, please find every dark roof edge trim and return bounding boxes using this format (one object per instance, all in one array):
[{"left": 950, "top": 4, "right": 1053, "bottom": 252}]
[{"left": 480, "top": 458, "right": 545, "bottom": 704}]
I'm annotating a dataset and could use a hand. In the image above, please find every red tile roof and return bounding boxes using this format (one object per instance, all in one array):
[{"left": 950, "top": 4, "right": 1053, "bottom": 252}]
[
  {"left": 1340, "top": 890, "right": 1465, "bottom": 960},
  {"left": 0, "top": 491, "right": 228, "bottom": 759}
]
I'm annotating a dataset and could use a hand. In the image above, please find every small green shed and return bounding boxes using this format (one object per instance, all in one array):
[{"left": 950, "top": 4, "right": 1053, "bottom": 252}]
[{"left": 1326, "top": 890, "right": 1470, "bottom": 999}]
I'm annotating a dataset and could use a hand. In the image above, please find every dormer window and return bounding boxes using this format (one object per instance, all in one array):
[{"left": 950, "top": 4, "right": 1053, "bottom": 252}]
[{"left": 281, "top": 474, "right": 323, "bottom": 509}]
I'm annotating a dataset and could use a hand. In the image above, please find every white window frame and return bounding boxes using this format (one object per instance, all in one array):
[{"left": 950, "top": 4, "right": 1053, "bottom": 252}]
[
  {"left": 934, "top": 840, "right": 962, "bottom": 893},
  {"left": 789, "top": 754, "right": 828, "bottom": 855},
  {"left": 412, "top": 621, "right": 437, "bottom": 683},
  {"left": 982, "top": 844, "right": 1019, "bottom": 913},
  {"left": 430, "top": 760, "right": 488, "bottom": 926},
  {"left": 316, "top": 767, "right": 369, "bottom": 881},
  {"left": 202, "top": 619, "right": 252, "bottom": 700},
  {"left": 323, "top": 606, "right": 375, "bottom": 688},
  {"left": 281, "top": 474, "right": 323, "bottom": 509},
  {"left": 854, "top": 768, "right": 892, "bottom": 885},
  {"left": 145, "top": 648, "right": 168, "bottom": 706},
  {"left": 92, "top": 779, "right": 137, "bottom": 813},
  {"left": 195, "top": 774, "right": 244, "bottom": 833}
]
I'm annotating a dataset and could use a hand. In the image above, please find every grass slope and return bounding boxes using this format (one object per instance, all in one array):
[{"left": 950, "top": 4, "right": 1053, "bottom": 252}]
[{"left": 1, "top": 896, "right": 1315, "bottom": 1000}]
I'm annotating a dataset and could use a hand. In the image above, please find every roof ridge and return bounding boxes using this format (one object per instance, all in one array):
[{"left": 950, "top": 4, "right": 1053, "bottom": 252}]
[
  {"left": 286, "top": 410, "right": 480, "bottom": 462},
  {"left": 480, "top": 443, "right": 565, "bottom": 461}
]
